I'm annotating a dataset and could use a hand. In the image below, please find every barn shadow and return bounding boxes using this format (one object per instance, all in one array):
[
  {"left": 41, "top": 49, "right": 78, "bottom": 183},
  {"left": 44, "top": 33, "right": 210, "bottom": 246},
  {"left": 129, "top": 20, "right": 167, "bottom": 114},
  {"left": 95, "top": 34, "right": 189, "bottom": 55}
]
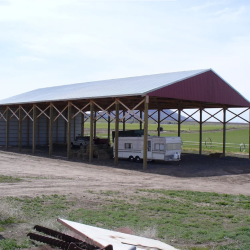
[{"left": 0, "top": 147, "right": 249, "bottom": 178}]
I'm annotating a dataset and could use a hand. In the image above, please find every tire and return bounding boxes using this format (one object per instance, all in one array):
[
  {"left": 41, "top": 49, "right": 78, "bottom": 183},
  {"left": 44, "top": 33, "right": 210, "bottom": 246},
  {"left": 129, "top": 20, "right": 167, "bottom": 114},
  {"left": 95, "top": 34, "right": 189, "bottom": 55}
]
[
  {"left": 135, "top": 156, "right": 141, "bottom": 163},
  {"left": 128, "top": 156, "right": 134, "bottom": 162}
]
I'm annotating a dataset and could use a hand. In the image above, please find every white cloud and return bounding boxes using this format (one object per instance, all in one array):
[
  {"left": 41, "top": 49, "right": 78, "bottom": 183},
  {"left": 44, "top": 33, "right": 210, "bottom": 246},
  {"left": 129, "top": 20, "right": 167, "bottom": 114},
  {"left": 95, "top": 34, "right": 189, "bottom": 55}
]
[
  {"left": 186, "top": 1, "right": 222, "bottom": 12},
  {"left": 209, "top": 6, "right": 247, "bottom": 23}
]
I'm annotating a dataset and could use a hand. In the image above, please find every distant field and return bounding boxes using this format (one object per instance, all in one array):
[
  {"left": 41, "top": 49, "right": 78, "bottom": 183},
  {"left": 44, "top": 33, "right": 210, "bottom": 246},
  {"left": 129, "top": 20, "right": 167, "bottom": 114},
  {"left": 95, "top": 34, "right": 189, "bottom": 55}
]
[
  {"left": 84, "top": 121, "right": 247, "bottom": 132},
  {"left": 85, "top": 122, "right": 249, "bottom": 154}
]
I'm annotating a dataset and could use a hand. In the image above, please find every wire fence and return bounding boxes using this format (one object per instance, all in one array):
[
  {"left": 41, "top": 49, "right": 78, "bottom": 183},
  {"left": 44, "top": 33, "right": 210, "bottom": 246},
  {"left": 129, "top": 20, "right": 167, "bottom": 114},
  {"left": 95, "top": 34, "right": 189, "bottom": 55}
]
[{"left": 183, "top": 138, "right": 249, "bottom": 152}]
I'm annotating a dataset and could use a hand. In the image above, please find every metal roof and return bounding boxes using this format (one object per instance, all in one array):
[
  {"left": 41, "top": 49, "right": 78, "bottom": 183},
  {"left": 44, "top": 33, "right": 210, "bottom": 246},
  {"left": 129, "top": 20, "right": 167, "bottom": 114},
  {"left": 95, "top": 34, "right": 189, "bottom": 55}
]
[{"left": 0, "top": 69, "right": 208, "bottom": 105}]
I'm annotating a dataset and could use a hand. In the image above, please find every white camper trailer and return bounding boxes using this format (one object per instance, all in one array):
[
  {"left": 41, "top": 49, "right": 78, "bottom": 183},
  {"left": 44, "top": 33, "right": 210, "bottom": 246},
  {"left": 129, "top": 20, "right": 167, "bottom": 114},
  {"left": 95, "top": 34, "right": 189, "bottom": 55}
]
[{"left": 113, "top": 136, "right": 182, "bottom": 162}]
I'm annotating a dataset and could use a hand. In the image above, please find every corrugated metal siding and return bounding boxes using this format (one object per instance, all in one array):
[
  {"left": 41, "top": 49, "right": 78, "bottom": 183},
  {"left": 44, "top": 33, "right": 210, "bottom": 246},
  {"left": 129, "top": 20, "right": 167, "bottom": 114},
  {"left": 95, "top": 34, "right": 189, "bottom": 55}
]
[
  {"left": 37, "top": 115, "right": 48, "bottom": 145},
  {"left": 0, "top": 107, "right": 85, "bottom": 147},
  {"left": 21, "top": 114, "right": 29, "bottom": 146},
  {"left": 9, "top": 116, "right": 18, "bottom": 146},
  {"left": 0, "top": 107, "right": 6, "bottom": 146},
  {"left": 0, "top": 69, "right": 209, "bottom": 105},
  {"left": 148, "top": 70, "right": 250, "bottom": 107}
]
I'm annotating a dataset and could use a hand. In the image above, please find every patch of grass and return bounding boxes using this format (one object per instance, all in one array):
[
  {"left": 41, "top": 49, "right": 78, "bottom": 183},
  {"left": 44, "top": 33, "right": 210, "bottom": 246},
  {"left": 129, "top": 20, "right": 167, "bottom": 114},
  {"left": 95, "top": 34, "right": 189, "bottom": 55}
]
[
  {"left": 68, "top": 190, "right": 250, "bottom": 249},
  {"left": 0, "top": 175, "right": 22, "bottom": 183},
  {"left": 7, "top": 194, "right": 73, "bottom": 219},
  {"left": 1, "top": 191, "right": 250, "bottom": 249},
  {"left": 0, "top": 239, "right": 30, "bottom": 250}
]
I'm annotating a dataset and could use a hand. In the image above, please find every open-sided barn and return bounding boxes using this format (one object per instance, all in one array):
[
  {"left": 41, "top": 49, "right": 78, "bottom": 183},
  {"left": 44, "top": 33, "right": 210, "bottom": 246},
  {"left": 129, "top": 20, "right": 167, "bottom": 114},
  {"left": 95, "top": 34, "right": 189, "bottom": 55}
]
[{"left": 0, "top": 68, "right": 249, "bottom": 169}]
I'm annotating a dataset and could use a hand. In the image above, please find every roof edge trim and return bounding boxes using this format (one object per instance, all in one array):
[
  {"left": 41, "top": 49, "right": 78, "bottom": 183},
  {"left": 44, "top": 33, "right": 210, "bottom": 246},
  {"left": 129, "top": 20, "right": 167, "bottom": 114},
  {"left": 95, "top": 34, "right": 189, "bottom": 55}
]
[
  {"left": 143, "top": 69, "right": 210, "bottom": 95},
  {"left": 209, "top": 69, "right": 250, "bottom": 104}
]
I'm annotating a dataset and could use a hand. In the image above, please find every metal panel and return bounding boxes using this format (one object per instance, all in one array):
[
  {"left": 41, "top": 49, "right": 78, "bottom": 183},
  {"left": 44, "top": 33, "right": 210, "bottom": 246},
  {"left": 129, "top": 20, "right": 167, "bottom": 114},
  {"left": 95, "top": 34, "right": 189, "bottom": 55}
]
[
  {"left": 0, "top": 107, "right": 6, "bottom": 146},
  {"left": 37, "top": 115, "right": 47, "bottom": 145},
  {"left": 148, "top": 70, "right": 250, "bottom": 107},
  {"left": 9, "top": 116, "right": 18, "bottom": 146},
  {"left": 0, "top": 69, "right": 209, "bottom": 105}
]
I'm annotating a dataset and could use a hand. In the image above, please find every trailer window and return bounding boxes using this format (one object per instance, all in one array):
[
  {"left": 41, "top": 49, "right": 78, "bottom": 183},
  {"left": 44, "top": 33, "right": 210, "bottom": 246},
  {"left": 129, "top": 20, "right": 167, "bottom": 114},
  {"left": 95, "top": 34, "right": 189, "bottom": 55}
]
[
  {"left": 154, "top": 143, "right": 165, "bottom": 151},
  {"left": 125, "top": 143, "right": 132, "bottom": 149},
  {"left": 147, "top": 141, "right": 151, "bottom": 151},
  {"left": 167, "top": 143, "right": 181, "bottom": 150}
]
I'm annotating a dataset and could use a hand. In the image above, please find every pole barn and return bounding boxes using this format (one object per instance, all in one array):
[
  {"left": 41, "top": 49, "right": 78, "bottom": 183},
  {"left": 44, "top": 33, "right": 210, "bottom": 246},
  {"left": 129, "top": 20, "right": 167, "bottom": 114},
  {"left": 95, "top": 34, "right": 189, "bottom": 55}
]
[{"left": 0, "top": 69, "right": 249, "bottom": 169}]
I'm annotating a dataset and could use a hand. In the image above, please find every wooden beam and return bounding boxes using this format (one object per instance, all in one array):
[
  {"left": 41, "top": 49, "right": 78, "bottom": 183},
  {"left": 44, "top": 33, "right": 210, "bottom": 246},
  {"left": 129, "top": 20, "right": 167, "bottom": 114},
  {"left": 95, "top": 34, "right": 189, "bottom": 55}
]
[
  {"left": 89, "top": 101, "right": 94, "bottom": 163},
  {"left": 56, "top": 117, "right": 59, "bottom": 143},
  {"left": 157, "top": 109, "right": 160, "bottom": 137},
  {"left": 114, "top": 100, "right": 119, "bottom": 166},
  {"left": 199, "top": 108, "right": 202, "bottom": 155},
  {"left": 27, "top": 116, "right": 30, "bottom": 147},
  {"left": 178, "top": 109, "right": 181, "bottom": 137},
  {"left": 6, "top": 107, "right": 9, "bottom": 150},
  {"left": 81, "top": 113, "right": 84, "bottom": 136},
  {"left": 94, "top": 111, "right": 97, "bottom": 138},
  {"left": 223, "top": 108, "right": 226, "bottom": 157},
  {"left": 32, "top": 104, "right": 36, "bottom": 155},
  {"left": 64, "top": 118, "right": 67, "bottom": 143},
  {"left": 140, "top": 110, "right": 142, "bottom": 130},
  {"left": 108, "top": 111, "right": 110, "bottom": 143},
  {"left": 143, "top": 96, "right": 149, "bottom": 170},
  {"left": 49, "top": 103, "right": 53, "bottom": 156},
  {"left": 18, "top": 106, "right": 22, "bottom": 152},
  {"left": 123, "top": 110, "right": 125, "bottom": 131},
  {"left": 67, "top": 102, "right": 72, "bottom": 159},
  {"left": 46, "top": 111, "right": 49, "bottom": 145}
]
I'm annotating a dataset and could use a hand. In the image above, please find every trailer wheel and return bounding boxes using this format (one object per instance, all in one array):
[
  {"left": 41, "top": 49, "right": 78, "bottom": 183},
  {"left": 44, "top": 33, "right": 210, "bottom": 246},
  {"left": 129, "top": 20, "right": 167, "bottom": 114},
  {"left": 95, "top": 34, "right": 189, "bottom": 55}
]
[
  {"left": 135, "top": 156, "right": 141, "bottom": 163},
  {"left": 128, "top": 156, "right": 134, "bottom": 162}
]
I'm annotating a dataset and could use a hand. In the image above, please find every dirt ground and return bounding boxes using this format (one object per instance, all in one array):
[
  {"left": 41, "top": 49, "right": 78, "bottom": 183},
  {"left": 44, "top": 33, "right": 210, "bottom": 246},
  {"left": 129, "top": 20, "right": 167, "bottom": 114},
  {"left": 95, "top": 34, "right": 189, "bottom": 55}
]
[{"left": 0, "top": 149, "right": 250, "bottom": 198}]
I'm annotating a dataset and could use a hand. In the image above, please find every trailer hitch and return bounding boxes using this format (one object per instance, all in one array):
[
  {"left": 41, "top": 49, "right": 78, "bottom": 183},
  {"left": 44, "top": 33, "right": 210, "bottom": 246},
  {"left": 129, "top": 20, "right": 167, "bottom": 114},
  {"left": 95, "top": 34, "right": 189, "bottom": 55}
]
[{"left": 27, "top": 225, "right": 113, "bottom": 250}]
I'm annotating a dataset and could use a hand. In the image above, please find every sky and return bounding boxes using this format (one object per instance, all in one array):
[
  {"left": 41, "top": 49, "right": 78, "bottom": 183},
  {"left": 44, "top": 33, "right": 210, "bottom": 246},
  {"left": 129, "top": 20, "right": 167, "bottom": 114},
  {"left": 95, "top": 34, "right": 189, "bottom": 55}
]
[{"left": 0, "top": 0, "right": 249, "bottom": 122}]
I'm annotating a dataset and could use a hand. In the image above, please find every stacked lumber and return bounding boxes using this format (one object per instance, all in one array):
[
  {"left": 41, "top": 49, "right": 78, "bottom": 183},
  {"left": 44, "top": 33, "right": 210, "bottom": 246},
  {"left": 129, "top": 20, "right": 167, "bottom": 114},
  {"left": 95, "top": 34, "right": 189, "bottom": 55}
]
[{"left": 71, "top": 144, "right": 113, "bottom": 160}]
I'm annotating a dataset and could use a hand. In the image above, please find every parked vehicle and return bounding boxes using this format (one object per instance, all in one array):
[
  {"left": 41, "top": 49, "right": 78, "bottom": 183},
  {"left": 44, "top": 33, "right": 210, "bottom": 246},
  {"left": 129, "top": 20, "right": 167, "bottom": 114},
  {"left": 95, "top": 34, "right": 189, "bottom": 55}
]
[
  {"left": 71, "top": 136, "right": 110, "bottom": 148},
  {"left": 71, "top": 136, "right": 90, "bottom": 148},
  {"left": 113, "top": 136, "right": 182, "bottom": 162}
]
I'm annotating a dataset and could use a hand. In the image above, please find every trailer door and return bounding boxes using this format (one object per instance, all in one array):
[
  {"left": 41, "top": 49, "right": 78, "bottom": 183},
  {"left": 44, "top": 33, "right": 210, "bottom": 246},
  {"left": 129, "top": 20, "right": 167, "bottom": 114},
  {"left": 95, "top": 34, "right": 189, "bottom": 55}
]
[{"left": 147, "top": 140, "right": 152, "bottom": 160}]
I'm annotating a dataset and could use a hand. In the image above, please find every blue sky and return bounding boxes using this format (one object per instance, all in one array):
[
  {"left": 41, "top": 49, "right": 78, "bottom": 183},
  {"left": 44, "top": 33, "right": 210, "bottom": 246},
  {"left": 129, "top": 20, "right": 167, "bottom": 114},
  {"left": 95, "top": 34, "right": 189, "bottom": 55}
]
[{"left": 0, "top": 0, "right": 249, "bottom": 121}]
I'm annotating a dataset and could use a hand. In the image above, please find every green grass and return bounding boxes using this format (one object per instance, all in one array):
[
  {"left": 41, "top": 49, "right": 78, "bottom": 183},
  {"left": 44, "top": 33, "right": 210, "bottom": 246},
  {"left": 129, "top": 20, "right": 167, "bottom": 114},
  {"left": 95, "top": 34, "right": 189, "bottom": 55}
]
[
  {"left": 84, "top": 121, "right": 246, "bottom": 132},
  {"left": 6, "top": 194, "right": 74, "bottom": 219},
  {"left": 0, "top": 175, "right": 22, "bottom": 183},
  {"left": 0, "top": 239, "right": 30, "bottom": 250},
  {"left": 88, "top": 121, "right": 249, "bottom": 154},
  {"left": 1, "top": 191, "right": 250, "bottom": 249}
]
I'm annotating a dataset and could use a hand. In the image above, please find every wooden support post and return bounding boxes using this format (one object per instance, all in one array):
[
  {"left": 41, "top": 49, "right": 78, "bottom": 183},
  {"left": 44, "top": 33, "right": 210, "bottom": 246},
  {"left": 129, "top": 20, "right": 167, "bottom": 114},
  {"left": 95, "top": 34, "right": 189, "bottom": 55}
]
[
  {"left": 18, "top": 106, "right": 22, "bottom": 152},
  {"left": 108, "top": 111, "right": 110, "bottom": 143},
  {"left": 157, "top": 109, "right": 160, "bottom": 137},
  {"left": 178, "top": 109, "right": 181, "bottom": 137},
  {"left": 67, "top": 102, "right": 72, "bottom": 159},
  {"left": 140, "top": 110, "right": 142, "bottom": 130},
  {"left": 199, "top": 108, "right": 202, "bottom": 155},
  {"left": 49, "top": 103, "right": 53, "bottom": 156},
  {"left": 81, "top": 114, "right": 84, "bottom": 136},
  {"left": 6, "top": 107, "right": 9, "bottom": 150},
  {"left": 114, "top": 100, "right": 119, "bottom": 166},
  {"left": 64, "top": 118, "right": 67, "bottom": 143},
  {"left": 37, "top": 117, "right": 40, "bottom": 145},
  {"left": 74, "top": 117, "right": 76, "bottom": 139},
  {"left": 223, "top": 108, "right": 226, "bottom": 157},
  {"left": 27, "top": 116, "right": 30, "bottom": 147},
  {"left": 32, "top": 104, "right": 36, "bottom": 155},
  {"left": 94, "top": 111, "right": 97, "bottom": 139},
  {"left": 143, "top": 96, "right": 149, "bottom": 170},
  {"left": 46, "top": 111, "right": 49, "bottom": 145},
  {"left": 56, "top": 118, "right": 59, "bottom": 143},
  {"left": 123, "top": 110, "right": 125, "bottom": 131},
  {"left": 89, "top": 101, "right": 94, "bottom": 163}
]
